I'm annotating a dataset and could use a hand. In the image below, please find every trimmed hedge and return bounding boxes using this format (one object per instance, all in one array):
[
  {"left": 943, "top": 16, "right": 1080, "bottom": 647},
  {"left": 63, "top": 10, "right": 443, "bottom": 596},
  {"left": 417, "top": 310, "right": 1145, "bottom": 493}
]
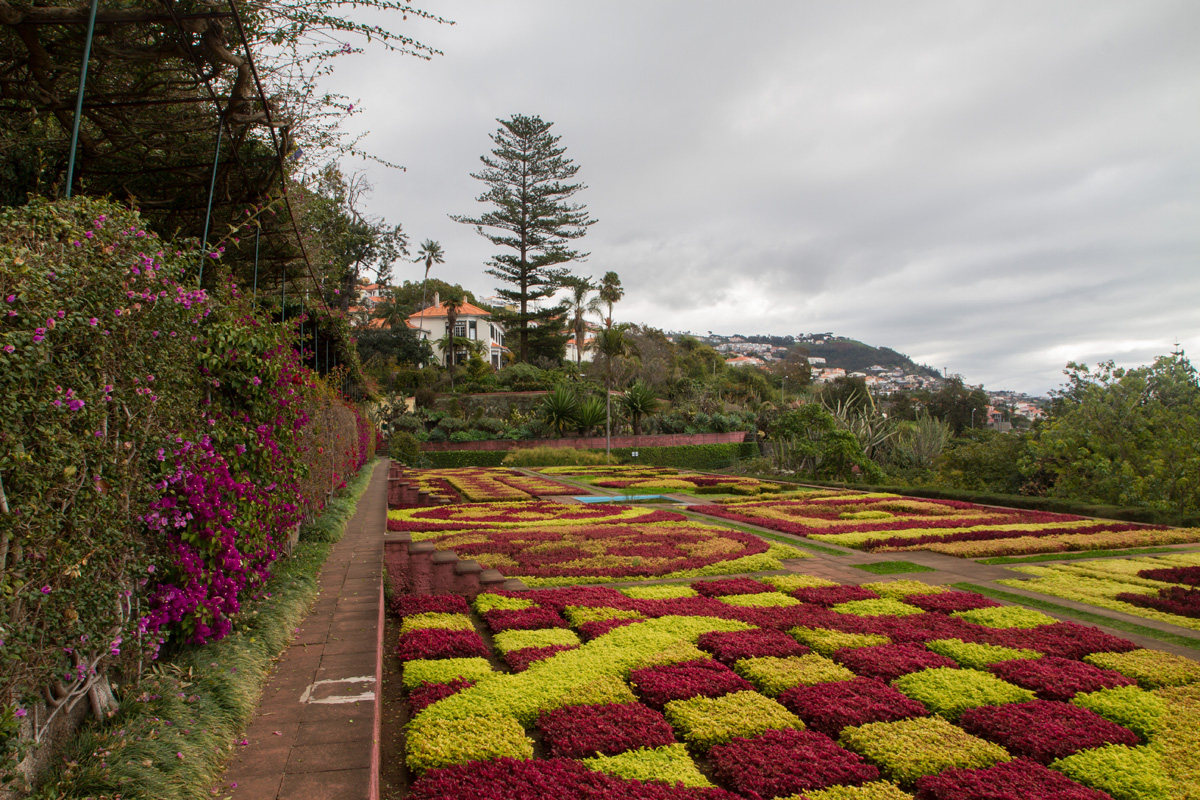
[
  {"left": 424, "top": 450, "right": 509, "bottom": 468},
  {"left": 891, "top": 667, "right": 1035, "bottom": 720},
  {"left": 1050, "top": 745, "right": 1172, "bottom": 800},
  {"left": 838, "top": 716, "right": 1011, "bottom": 785},
  {"left": 609, "top": 442, "right": 759, "bottom": 470}
]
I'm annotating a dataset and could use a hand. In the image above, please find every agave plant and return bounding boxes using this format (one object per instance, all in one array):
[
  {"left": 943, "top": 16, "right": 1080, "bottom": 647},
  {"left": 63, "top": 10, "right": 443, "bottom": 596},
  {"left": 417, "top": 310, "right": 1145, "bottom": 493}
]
[
  {"left": 575, "top": 396, "right": 607, "bottom": 436},
  {"left": 540, "top": 384, "right": 580, "bottom": 437},
  {"left": 620, "top": 381, "right": 659, "bottom": 436}
]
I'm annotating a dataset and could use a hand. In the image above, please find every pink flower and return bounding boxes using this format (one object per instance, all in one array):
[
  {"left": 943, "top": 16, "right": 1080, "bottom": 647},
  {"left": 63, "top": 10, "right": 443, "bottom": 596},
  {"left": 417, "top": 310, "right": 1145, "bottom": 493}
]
[
  {"left": 14, "top": 708, "right": 26, "bottom": 718},
  {"left": 89, "top": 318, "right": 98, "bottom": 326},
  {"left": 2, "top": 345, "right": 13, "bottom": 354},
  {"left": 4, "top": 295, "right": 13, "bottom": 303}
]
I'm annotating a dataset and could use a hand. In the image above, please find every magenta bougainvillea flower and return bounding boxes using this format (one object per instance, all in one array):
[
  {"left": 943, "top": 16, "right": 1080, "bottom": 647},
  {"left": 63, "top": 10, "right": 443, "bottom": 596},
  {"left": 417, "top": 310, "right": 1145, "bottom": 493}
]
[
  {"left": 537, "top": 702, "right": 677, "bottom": 758},
  {"left": 697, "top": 628, "right": 811, "bottom": 666},
  {"left": 629, "top": 659, "right": 755, "bottom": 710},
  {"left": 914, "top": 758, "right": 1115, "bottom": 799},
  {"left": 708, "top": 727, "right": 879, "bottom": 797},
  {"left": 395, "top": 628, "right": 489, "bottom": 661},
  {"left": 988, "top": 656, "right": 1136, "bottom": 702},
  {"left": 778, "top": 677, "right": 929, "bottom": 737},
  {"left": 832, "top": 643, "right": 960, "bottom": 682},
  {"left": 957, "top": 699, "right": 1139, "bottom": 763}
]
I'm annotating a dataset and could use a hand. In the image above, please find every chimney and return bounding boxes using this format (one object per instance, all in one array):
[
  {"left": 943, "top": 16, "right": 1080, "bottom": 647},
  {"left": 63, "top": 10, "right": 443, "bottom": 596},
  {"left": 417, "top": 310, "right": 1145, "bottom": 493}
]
[{"left": 433, "top": 291, "right": 440, "bottom": 308}]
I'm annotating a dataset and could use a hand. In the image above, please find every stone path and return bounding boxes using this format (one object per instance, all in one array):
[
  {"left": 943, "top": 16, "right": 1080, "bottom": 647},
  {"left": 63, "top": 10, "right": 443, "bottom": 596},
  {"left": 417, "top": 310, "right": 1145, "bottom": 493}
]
[{"left": 220, "top": 460, "right": 388, "bottom": 800}]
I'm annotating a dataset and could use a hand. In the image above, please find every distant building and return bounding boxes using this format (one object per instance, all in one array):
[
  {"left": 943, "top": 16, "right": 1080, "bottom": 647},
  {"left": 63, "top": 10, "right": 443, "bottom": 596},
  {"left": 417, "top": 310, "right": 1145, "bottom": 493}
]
[{"left": 407, "top": 293, "right": 507, "bottom": 369}]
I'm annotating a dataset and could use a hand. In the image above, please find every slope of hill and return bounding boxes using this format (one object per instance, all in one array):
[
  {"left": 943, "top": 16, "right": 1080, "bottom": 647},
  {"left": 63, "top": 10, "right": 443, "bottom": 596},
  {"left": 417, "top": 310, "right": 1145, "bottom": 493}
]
[{"left": 799, "top": 338, "right": 941, "bottom": 378}]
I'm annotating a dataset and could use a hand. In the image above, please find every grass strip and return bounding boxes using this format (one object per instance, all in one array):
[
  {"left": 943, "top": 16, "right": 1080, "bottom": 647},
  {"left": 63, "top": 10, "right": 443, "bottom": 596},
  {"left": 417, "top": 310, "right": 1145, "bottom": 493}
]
[
  {"left": 32, "top": 460, "right": 379, "bottom": 800},
  {"left": 854, "top": 561, "right": 937, "bottom": 575},
  {"left": 950, "top": 582, "right": 1200, "bottom": 654},
  {"left": 682, "top": 513, "right": 852, "bottom": 557},
  {"left": 978, "top": 546, "right": 1200, "bottom": 565}
]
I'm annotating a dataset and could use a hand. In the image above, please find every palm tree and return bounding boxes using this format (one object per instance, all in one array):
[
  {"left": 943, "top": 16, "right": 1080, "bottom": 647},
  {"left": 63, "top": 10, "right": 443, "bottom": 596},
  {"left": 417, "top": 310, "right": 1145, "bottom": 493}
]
[
  {"left": 415, "top": 239, "right": 445, "bottom": 310},
  {"left": 620, "top": 381, "right": 659, "bottom": 436},
  {"left": 440, "top": 289, "right": 466, "bottom": 388},
  {"left": 594, "top": 323, "right": 635, "bottom": 457},
  {"left": 589, "top": 271, "right": 623, "bottom": 330},
  {"left": 561, "top": 276, "right": 595, "bottom": 367}
]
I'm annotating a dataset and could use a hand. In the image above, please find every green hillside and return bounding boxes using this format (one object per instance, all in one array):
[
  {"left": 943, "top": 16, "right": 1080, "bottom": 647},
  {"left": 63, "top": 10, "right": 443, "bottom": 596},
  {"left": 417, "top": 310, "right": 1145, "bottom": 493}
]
[{"left": 799, "top": 338, "right": 941, "bottom": 378}]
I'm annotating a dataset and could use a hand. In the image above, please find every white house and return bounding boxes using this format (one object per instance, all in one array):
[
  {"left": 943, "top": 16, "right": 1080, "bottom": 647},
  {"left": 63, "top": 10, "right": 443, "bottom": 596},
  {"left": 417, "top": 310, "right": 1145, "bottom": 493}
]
[{"left": 407, "top": 293, "right": 507, "bottom": 369}]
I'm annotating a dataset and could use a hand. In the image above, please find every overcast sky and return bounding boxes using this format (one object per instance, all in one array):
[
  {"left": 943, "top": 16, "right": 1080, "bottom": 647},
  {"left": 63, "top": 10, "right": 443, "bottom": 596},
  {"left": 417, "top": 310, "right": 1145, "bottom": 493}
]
[{"left": 319, "top": 0, "right": 1199, "bottom": 395}]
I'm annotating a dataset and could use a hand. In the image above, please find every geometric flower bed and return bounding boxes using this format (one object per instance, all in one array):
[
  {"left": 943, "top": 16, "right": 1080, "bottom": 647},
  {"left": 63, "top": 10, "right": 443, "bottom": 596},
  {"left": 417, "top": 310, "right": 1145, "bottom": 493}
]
[
  {"left": 535, "top": 464, "right": 788, "bottom": 496},
  {"left": 393, "top": 574, "right": 1200, "bottom": 798},
  {"left": 693, "top": 495, "right": 1198, "bottom": 557},
  {"left": 387, "top": 500, "right": 687, "bottom": 533},
  {"left": 403, "top": 467, "right": 586, "bottom": 503}
]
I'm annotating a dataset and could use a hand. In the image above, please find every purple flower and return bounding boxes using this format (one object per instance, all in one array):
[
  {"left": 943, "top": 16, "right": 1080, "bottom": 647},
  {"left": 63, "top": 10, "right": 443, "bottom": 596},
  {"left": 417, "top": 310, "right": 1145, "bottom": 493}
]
[
  {"left": 89, "top": 318, "right": 98, "bottom": 326},
  {"left": 14, "top": 708, "right": 26, "bottom": 718},
  {"left": 2, "top": 345, "right": 13, "bottom": 353},
  {"left": 4, "top": 295, "right": 14, "bottom": 303},
  {"left": 41, "top": 586, "right": 51, "bottom": 594}
]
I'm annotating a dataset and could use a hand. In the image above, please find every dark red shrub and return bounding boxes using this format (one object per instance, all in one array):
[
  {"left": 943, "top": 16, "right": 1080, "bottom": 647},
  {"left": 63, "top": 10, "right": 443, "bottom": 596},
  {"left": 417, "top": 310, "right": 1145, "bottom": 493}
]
[
  {"left": 482, "top": 606, "right": 569, "bottom": 633},
  {"left": 792, "top": 585, "right": 881, "bottom": 606},
  {"left": 697, "top": 628, "right": 810, "bottom": 666},
  {"left": 408, "top": 678, "right": 474, "bottom": 713},
  {"left": 903, "top": 591, "right": 1002, "bottom": 614},
  {"left": 396, "top": 628, "right": 490, "bottom": 661},
  {"left": 628, "top": 658, "right": 754, "bottom": 710},
  {"left": 538, "top": 702, "right": 677, "bottom": 758},
  {"left": 778, "top": 677, "right": 928, "bottom": 737},
  {"left": 390, "top": 593, "right": 470, "bottom": 619},
  {"left": 504, "top": 644, "right": 577, "bottom": 673},
  {"left": 989, "top": 657, "right": 1136, "bottom": 702},
  {"left": 708, "top": 728, "right": 879, "bottom": 797},
  {"left": 980, "top": 621, "right": 1139, "bottom": 660},
  {"left": 410, "top": 757, "right": 741, "bottom": 800},
  {"left": 914, "top": 758, "right": 1116, "bottom": 799},
  {"left": 832, "top": 643, "right": 959, "bottom": 682},
  {"left": 866, "top": 612, "right": 992, "bottom": 644},
  {"left": 576, "top": 617, "right": 640, "bottom": 640},
  {"left": 691, "top": 577, "right": 774, "bottom": 597},
  {"left": 958, "top": 700, "right": 1139, "bottom": 763},
  {"left": 1117, "top": 585, "right": 1200, "bottom": 619},
  {"left": 1136, "top": 565, "right": 1200, "bottom": 586}
]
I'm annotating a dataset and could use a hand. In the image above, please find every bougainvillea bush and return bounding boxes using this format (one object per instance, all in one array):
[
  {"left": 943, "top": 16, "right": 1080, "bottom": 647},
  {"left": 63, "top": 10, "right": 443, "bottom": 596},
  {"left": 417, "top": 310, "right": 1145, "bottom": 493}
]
[{"left": 0, "top": 198, "right": 375, "bottom": 755}]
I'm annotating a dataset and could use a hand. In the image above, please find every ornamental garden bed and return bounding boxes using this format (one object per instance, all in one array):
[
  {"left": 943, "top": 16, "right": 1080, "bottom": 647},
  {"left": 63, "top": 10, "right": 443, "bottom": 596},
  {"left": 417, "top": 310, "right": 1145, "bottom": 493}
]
[
  {"left": 386, "top": 575, "right": 1200, "bottom": 799},
  {"left": 693, "top": 495, "right": 1200, "bottom": 558},
  {"left": 403, "top": 467, "right": 588, "bottom": 503},
  {"left": 534, "top": 465, "right": 790, "bottom": 496},
  {"left": 388, "top": 500, "right": 808, "bottom": 586}
]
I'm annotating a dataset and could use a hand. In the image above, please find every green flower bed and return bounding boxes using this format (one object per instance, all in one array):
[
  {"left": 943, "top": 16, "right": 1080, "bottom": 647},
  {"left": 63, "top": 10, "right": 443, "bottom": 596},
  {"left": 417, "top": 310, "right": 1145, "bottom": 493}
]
[
  {"left": 951, "top": 606, "right": 1058, "bottom": 628},
  {"left": 831, "top": 599, "right": 924, "bottom": 617},
  {"left": 719, "top": 593, "right": 801, "bottom": 608},
  {"left": 1084, "top": 649, "right": 1200, "bottom": 689},
  {"left": 564, "top": 606, "right": 645, "bottom": 625},
  {"left": 619, "top": 584, "right": 699, "bottom": 599},
  {"left": 863, "top": 581, "right": 947, "bottom": 599},
  {"left": 1050, "top": 744, "right": 1172, "bottom": 800},
  {"left": 473, "top": 593, "right": 536, "bottom": 613},
  {"left": 402, "top": 657, "right": 498, "bottom": 690},
  {"left": 800, "top": 781, "right": 915, "bottom": 800},
  {"left": 406, "top": 714, "right": 534, "bottom": 772},
  {"left": 734, "top": 655, "right": 856, "bottom": 696},
  {"left": 760, "top": 574, "right": 838, "bottom": 592},
  {"left": 664, "top": 690, "right": 804, "bottom": 751},
  {"left": 790, "top": 627, "right": 891, "bottom": 656},
  {"left": 581, "top": 743, "right": 713, "bottom": 788},
  {"left": 493, "top": 628, "right": 581, "bottom": 655},
  {"left": 925, "top": 638, "right": 1042, "bottom": 669},
  {"left": 1152, "top": 685, "right": 1200, "bottom": 795},
  {"left": 398, "top": 612, "right": 475, "bottom": 635},
  {"left": 1071, "top": 685, "right": 1166, "bottom": 740},
  {"left": 891, "top": 667, "right": 1035, "bottom": 720},
  {"left": 838, "top": 717, "right": 1011, "bottom": 785},
  {"left": 841, "top": 510, "right": 896, "bottom": 520}
]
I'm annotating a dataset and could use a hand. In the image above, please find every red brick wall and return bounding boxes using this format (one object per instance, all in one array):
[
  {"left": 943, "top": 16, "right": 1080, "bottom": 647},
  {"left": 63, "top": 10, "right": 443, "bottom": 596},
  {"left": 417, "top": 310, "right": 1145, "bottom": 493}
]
[{"left": 419, "top": 431, "right": 748, "bottom": 453}]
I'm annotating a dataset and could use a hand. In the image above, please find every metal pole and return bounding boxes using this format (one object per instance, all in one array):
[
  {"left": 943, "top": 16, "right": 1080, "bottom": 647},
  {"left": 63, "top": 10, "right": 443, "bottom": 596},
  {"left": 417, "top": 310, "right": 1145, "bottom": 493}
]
[
  {"left": 252, "top": 223, "right": 260, "bottom": 302},
  {"left": 281, "top": 274, "right": 286, "bottom": 324},
  {"left": 198, "top": 116, "right": 225, "bottom": 284},
  {"left": 64, "top": 0, "right": 100, "bottom": 199}
]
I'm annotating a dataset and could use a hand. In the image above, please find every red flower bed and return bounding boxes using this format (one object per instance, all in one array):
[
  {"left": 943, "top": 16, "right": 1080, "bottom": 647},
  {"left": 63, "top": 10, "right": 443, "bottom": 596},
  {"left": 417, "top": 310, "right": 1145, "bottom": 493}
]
[
  {"left": 708, "top": 728, "right": 880, "bottom": 797},
  {"left": 957, "top": 700, "right": 1139, "bottom": 763},
  {"left": 697, "top": 629, "right": 811, "bottom": 666},
  {"left": 1137, "top": 565, "right": 1200, "bottom": 586},
  {"left": 387, "top": 502, "right": 685, "bottom": 532},
  {"left": 628, "top": 658, "right": 755, "bottom": 711},
  {"left": 853, "top": 612, "right": 991, "bottom": 644},
  {"left": 482, "top": 606, "right": 569, "bottom": 633},
  {"left": 902, "top": 591, "right": 1002, "bottom": 614},
  {"left": 832, "top": 643, "right": 959, "bottom": 682},
  {"left": 979, "top": 621, "right": 1139, "bottom": 660},
  {"left": 1117, "top": 585, "right": 1200, "bottom": 619},
  {"left": 504, "top": 644, "right": 578, "bottom": 673},
  {"left": 779, "top": 677, "right": 929, "bottom": 737},
  {"left": 396, "top": 628, "right": 489, "bottom": 661},
  {"left": 692, "top": 577, "right": 775, "bottom": 597},
  {"left": 792, "top": 585, "right": 881, "bottom": 606},
  {"left": 409, "top": 678, "right": 474, "bottom": 713},
  {"left": 389, "top": 594, "right": 470, "bottom": 619},
  {"left": 577, "top": 618, "right": 640, "bottom": 640},
  {"left": 410, "top": 757, "right": 741, "bottom": 800},
  {"left": 537, "top": 702, "right": 677, "bottom": 758},
  {"left": 988, "top": 656, "right": 1136, "bottom": 702},
  {"left": 914, "top": 759, "right": 1114, "bottom": 800}
]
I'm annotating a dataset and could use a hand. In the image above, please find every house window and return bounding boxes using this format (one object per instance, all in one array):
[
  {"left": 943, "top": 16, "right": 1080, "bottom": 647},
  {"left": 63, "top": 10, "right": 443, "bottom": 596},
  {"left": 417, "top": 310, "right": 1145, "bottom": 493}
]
[
  {"left": 468, "top": 320, "right": 477, "bottom": 339},
  {"left": 454, "top": 322, "right": 466, "bottom": 338}
]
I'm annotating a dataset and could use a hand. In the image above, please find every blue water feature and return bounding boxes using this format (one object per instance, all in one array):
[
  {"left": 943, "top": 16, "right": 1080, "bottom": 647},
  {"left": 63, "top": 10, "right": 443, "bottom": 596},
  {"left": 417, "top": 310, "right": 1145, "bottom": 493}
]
[{"left": 575, "top": 494, "right": 667, "bottom": 504}]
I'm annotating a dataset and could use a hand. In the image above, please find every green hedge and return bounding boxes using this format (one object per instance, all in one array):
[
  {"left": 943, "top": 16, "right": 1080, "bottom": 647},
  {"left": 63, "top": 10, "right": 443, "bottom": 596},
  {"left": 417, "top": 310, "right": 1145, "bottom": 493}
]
[
  {"left": 423, "top": 449, "right": 509, "bottom": 468},
  {"left": 609, "top": 442, "right": 759, "bottom": 470}
]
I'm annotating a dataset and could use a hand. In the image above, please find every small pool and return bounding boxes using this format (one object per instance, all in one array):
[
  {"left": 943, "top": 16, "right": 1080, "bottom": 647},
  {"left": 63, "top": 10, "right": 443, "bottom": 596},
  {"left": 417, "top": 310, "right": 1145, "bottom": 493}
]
[{"left": 576, "top": 494, "right": 668, "bottom": 504}]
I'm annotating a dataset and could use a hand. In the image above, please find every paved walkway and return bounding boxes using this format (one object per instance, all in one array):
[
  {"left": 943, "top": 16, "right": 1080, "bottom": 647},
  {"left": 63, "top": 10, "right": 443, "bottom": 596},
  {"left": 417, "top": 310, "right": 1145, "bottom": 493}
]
[{"left": 220, "top": 461, "right": 388, "bottom": 800}]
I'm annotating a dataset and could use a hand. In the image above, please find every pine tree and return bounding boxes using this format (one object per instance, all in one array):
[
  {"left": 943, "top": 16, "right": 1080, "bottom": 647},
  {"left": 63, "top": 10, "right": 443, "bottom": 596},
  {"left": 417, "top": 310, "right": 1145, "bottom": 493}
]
[{"left": 452, "top": 114, "right": 596, "bottom": 363}]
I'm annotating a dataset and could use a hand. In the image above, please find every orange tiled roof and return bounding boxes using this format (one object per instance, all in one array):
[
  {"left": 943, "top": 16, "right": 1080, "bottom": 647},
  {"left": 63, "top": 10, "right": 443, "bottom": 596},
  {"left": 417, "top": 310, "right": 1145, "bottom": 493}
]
[{"left": 408, "top": 301, "right": 493, "bottom": 319}]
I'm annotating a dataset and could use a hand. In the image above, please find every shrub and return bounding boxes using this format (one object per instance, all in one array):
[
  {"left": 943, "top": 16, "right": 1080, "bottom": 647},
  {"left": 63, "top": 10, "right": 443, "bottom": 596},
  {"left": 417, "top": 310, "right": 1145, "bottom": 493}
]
[
  {"left": 424, "top": 450, "right": 509, "bottom": 468},
  {"left": 734, "top": 654, "right": 857, "bottom": 696},
  {"left": 697, "top": 629, "right": 810, "bottom": 666},
  {"left": 833, "top": 644, "right": 959, "bottom": 683},
  {"left": 832, "top": 599, "right": 925, "bottom": 617},
  {"left": 718, "top": 592, "right": 801, "bottom": 608},
  {"left": 779, "top": 677, "right": 928, "bottom": 737},
  {"left": 628, "top": 659, "right": 754, "bottom": 710},
  {"left": 402, "top": 657, "right": 497, "bottom": 690},
  {"left": 620, "top": 584, "right": 700, "bottom": 600},
  {"left": 504, "top": 645, "right": 579, "bottom": 672},
  {"left": 391, "top": 594, "right": 472, "bottom": 618},
  {"left": 863, "top": 581, "right": 949, "bottom": 599},
  {"left": 1070, "top": 686, "right": 1166, "bottom": 739},
  {"left": 913, "top": 759, "right": 1114, "bottom": 800},
  {"left": 988, "top": 656, "right": 1136, "bottom": 702},
  {"left": 692, "top": 577, "right": 773, "bottom": 597},
  {"left": 473, "top": 593, "right": 536, "bottom": 613},
  {"left": 389, "top": 431, "right": 423, "bottom": 464},
  {"left": 396, "top": 628, "right": 491, "bottom": 661},
  {"left": 838, "top": 717, "right": 1012, "bottom": 785},
  {"left": 957, "top": 699, "right": 1138, "bottom": 763},
  {"left": 794, "top": 585, "right": 882, "bottom": 606},
  {"left": 1116, "top": 585, "right": 1200, "bottom": 619},
  {"left": 493, "top": 628, "right": 581, "bottom": 655},
  {"left": 538, "top": 702, "right": 677, "bottom": 759},
  {"left": 1050, "top": 745, "right": 1172, "bottom": 800},
  {"left": 408, "top": 678, "right": 475, "bottom": 714},
  {"left": 892, "top": 667, "right": 1036, "bottom": 720},
  {"left": 399, "top": 612, "right": 475, "bottom": 635},
  {"left": 902, "top": 591, "right": 1001, "bottom": 614},
  {"left": 791, "top": 627, "right": 892, "bottom": 657},
  {"left": 405, "top": 715, "right": 534, "bottom": 772},
  {"left": 502, "top": 446, "right": 617, "bottom": 467},
  {"left": 925, "top": 639, "right": 1041, "bottom": 670},
  {"left": 483, "top": 606, "right": 570, "bottom": 633},
  {"left": 708, "top": 728, "right": 880, "bottom": 796},
  {"left": 984, "top": 621, "right": 1139, "bottom": 661},
  {"left": 760, "top": 574, "right": 839, "bottom": 592},
  {"left": 1083, "top": 649, "right": 1200, "bottom": 689},
  {"left": 607, "top": 442, "right": 759, "bottom": 470},
  {"left": 804, "top": 782, "right": 915, "bottom": 800},
  {"left": 581, "top": 743, "right": 712, "bottom": 788},
  {"left": 563, "top": 606, "right": 645, "bottom": 626},
  {"left": 664, "top": 690, "right": 805, "bottom": 751},
  {"left": 951, "top": 606, "right": 1058, "bottom": 628}
]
